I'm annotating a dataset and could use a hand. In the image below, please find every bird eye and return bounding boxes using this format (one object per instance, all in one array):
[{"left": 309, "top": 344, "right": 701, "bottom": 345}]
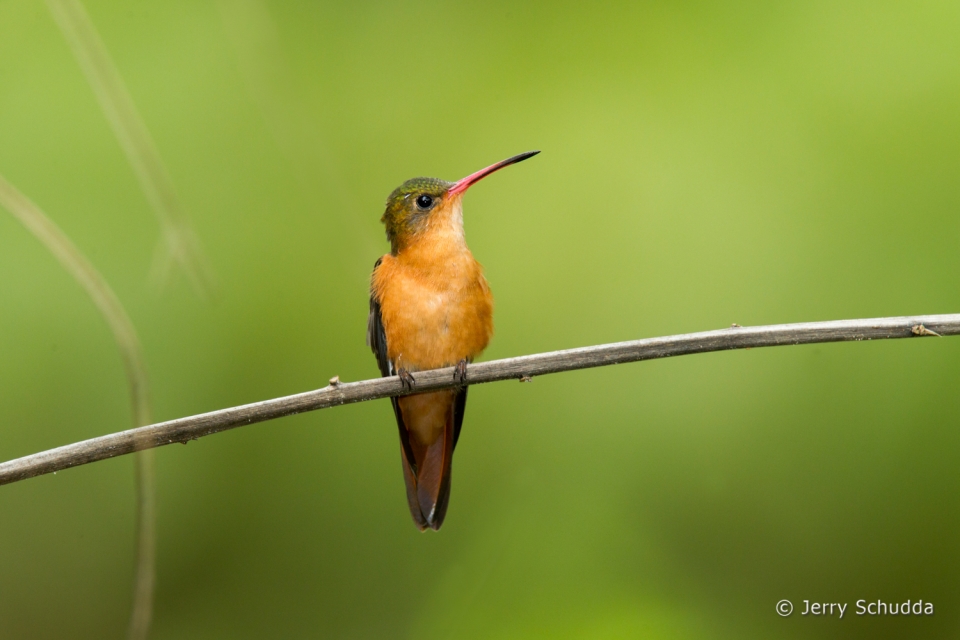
[{"left": 415, "top": 194, "right": 434, "bottom": 210}]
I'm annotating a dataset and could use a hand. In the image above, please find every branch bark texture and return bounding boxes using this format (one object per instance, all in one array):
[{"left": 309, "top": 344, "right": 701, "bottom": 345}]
[{"left": 1, "top": 314, "right": 957, "bottom": 486}]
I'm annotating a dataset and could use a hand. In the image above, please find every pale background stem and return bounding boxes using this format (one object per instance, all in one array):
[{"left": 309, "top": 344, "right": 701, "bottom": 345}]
[
  {"left": 0, "top": 175, "right": 155, "bottom": 640},
  {"left": 46, "top": 0, "right": 215, "bottom": 298}
]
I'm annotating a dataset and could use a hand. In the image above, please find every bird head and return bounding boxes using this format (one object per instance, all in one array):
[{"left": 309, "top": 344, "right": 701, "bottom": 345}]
[{"left": 381, "top": 151, "right": 539, "bottom": 253}]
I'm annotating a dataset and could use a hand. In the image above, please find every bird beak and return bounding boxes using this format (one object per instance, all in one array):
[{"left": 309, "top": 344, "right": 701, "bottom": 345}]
[{"left": 447, "top": 151, "right": 540, "bottom": 197}]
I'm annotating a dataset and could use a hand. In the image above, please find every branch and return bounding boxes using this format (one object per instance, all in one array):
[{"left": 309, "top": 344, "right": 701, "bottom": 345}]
[{"left": 2, "top": 314, "right": 957, "bottom": 486}]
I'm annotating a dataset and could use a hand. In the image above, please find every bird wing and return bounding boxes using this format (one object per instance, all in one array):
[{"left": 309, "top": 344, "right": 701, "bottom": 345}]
[
  {"left": 368, "top": 258, "right": 419, "bottom": 468},
  {"left": 452, "top": 383, "right": 467, "bottom": 449},
  {"left": 367, "top": 258, "right": 393, "bottom": 378}
]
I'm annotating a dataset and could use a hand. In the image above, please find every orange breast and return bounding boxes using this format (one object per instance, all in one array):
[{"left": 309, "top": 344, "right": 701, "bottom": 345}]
[{"left": 372, "top": 250, "right": 493, "bottom": 371}]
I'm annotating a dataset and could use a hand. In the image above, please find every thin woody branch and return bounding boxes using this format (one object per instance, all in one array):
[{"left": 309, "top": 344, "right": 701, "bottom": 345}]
[{"left": 1, "top": 314, "right": 958, "bottom": 486}]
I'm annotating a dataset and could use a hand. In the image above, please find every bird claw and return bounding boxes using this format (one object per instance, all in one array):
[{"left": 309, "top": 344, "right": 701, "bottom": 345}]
[
  {"left": 454, "top": 359, "right": 469, "bottom": 384},
  {"left": 398, "top": 368, "right": 416, "bottom": 390}
]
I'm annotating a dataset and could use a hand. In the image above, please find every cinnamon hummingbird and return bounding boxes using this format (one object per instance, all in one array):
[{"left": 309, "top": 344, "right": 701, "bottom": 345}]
[{"left": 367, "top": 151, "right": 540, "bottom": 530}]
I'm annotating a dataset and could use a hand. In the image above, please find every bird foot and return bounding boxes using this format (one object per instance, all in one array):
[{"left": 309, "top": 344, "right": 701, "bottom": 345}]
[
  {"left": 454, "top": 359, "right": 469, "bottom": 385},
  {"left": 398, "top": 368, "right": 416, "bottom": 390}
]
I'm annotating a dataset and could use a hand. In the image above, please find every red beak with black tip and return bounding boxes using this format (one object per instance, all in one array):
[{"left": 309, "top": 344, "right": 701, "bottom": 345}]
[{"left": 447, "top": 150, "right": 540, "bottom": 196}]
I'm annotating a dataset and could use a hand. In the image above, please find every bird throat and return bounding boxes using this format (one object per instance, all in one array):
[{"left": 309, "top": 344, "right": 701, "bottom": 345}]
[{"left": 394, "top": 197, "right": 467, "bottom": 266}]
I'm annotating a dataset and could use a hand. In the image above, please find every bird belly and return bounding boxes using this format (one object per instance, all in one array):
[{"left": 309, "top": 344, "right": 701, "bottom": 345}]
[{"left": 375, "top": 262, "right": 493, "bottom": 372}]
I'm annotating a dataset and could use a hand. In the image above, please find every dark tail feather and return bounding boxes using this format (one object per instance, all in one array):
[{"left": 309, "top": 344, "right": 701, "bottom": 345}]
[
  {"left": 398, "top": 398, "right": 455, "bottom": 531},
  {"left": 416, "top": 414, "right": 454, "bottom": 530},
  {"left": 399, "top": 447, "right": 429, "bottom": 531}
]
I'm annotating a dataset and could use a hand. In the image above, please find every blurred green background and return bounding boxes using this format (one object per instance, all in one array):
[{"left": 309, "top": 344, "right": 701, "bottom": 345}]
[{"left": 1, "top": 1, "right": 959, "bottom": 638}]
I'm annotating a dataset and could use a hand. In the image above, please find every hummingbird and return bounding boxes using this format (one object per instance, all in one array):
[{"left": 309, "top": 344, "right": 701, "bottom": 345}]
[{"left": 367, "top": 151, "right": 540, "bottom": 530}]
